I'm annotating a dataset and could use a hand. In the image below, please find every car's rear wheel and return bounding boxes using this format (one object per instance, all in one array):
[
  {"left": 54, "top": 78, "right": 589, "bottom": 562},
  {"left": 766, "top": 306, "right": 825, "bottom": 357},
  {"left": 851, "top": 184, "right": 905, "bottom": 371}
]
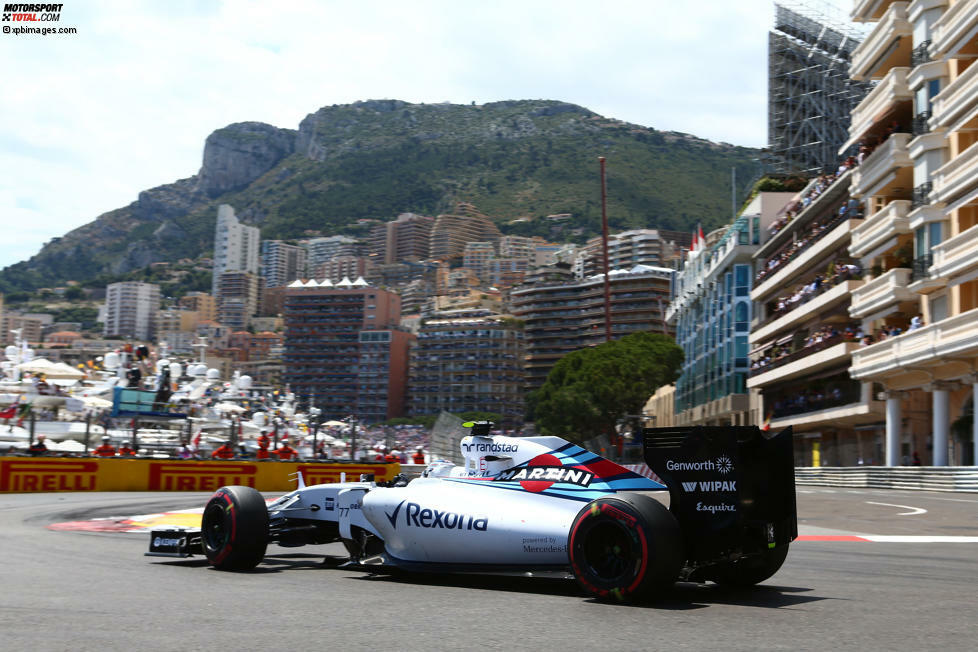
[
  {"left": 569, "top": 492, "right": 683, "bottom": 602},
  {"left": 201, "top": 485, "right": 268, "bottom": 570},
  {"left": 709, "top": 544, "right": 789, "bottom": 587}
]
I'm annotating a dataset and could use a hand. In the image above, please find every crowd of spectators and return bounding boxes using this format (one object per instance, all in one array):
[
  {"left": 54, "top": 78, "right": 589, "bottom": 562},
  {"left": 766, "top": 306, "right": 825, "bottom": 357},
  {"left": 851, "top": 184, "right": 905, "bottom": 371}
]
[
  {"left": 768, "top": 263, "right": 862, "bottom": 319},
  {"left": 768, "top": 156, "right": 860, "bottom": 239},
  {"left": 769, "top": 384, "right": 855, "bottom": 418},
  {"left": 751, "top": 322, "right": 862, "bottom": 372},
  {"left": 858, "top": 316, "right": 924, "bottom": 346}
]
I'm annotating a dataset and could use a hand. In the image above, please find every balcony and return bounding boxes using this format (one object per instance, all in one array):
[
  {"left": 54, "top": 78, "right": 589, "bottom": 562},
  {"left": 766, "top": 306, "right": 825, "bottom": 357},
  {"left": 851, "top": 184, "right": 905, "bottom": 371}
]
[
  {"left": 748, "top": 340, "right": 861, "bottom": 389},
  {"left": 908, "top": 252, "right": 944, "bottom": 293},
  {"left": 851, "top": 307, "right": 978, "bottom": 379},
  {"left": 850, "top": 199, "right": 912, "bottom": 258},
  {"left": 930, "top": 224, "right": 978, "bottom": 281},
  {"left": 911, "top": 39, "right": 932, "bottom": 67},
  {"left": 752, "top": 279, "right": 863, "bottom": 344},
  {"left": 848, "top": 67, "right": 913, "bottom": 144},
  {"left": 931, "top": 0, "right": 978, "bottom": 58},
  {"left": 853, "top": 0, "right": 899, "bottom": 22},
  {"left": 931, "top": 58, "right": 978, "bottom": 130},
  {"left": 851, "top": 2, "right": 912, "bottom": 81},
  {"left": 752, "top": 218, "right": 861, "bottom": 302},
  {"left": 850, "top": 132, "right": 913, "bottom": 199},
  {"left": 932, "top": 140, "right": 978, "bottom": 206},
  {"left": 849, "top": 268, "right": 915, "bottom": 318}
]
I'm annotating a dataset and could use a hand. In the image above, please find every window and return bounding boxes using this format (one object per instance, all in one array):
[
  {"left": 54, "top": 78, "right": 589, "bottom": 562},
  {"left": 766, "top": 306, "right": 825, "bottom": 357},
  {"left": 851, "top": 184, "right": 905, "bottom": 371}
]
[{"left": 930, "top": 294, "right": 948, "bottom": 323}]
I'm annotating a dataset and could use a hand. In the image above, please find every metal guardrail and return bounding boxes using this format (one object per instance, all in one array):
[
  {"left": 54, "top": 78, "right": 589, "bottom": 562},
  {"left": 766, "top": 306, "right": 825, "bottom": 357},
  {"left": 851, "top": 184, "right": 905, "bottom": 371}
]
[{"left": 795, "top": 466, "right": 978, "bottom": 492}]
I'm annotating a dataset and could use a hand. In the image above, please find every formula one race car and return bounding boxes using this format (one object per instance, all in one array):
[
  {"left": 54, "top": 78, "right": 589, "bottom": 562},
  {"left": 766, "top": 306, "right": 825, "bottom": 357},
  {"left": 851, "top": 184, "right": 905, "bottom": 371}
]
[{"left": 147, "top": 423, "right": 797, "bottom": 602}]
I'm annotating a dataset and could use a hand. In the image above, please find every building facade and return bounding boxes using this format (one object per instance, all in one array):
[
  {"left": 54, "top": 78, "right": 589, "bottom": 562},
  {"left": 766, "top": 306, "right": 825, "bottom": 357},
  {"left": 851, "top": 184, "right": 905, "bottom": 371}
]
[
  {"left": 846, "top": 0, "right": 978, "bottom": 466},
  {"left": 669, "top": 192, "right": 795, "bottom": 428},
  {"left": 579, "top": 229, "right": 680, "bottom": 277},
  {"left": 216, "top": 271, "right": 262, "bottom": 331},
  {"left": 282, "top": 282, "right": 406, "bottom": 422},
  {"left": 369, "top": 213, "right": 434, "bottom": 264},
  {"left": 103, "top": 282, "right": 160, "bottom": 341},
  {"left": 511, "top": 265, "right": 674, "bottom": 392},
  {"left": 212, "top": 204, "right": 260, "bottom": 295},
  {"left": 408, "top": 312, "right": 525, "bottom": 424},
  {"left": 261, "top": 240, "right": 308, "bottom": 288}
]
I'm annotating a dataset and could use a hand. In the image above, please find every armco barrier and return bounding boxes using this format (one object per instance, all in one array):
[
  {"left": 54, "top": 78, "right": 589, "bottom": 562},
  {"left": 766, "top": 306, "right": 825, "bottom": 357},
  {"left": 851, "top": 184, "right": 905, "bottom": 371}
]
[
  {"left": 0, "top": 457, "right": 399, "bottom": 493},
  {"left": 795, "top": 466, "right": 978, "bottom": 493}
]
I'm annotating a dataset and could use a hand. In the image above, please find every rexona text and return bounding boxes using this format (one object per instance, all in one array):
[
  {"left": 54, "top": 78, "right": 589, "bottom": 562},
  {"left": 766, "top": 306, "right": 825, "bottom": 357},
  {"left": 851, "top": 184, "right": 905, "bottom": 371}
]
[{"left": 386, "top": 500, "right": 488, "bottom": 531}]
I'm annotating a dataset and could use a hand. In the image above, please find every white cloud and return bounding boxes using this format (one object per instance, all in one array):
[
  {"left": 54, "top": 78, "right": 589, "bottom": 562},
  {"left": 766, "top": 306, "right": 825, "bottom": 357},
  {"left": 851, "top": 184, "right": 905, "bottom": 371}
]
[{"left": 0, "top": 0, "right": 799, "bottom": 271}]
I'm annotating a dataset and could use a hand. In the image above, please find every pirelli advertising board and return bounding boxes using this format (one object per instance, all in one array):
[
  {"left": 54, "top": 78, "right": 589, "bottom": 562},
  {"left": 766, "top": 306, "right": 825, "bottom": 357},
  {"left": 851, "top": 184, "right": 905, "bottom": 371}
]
[{"left": 0, "top": 457, "right": 399, "bottom": 493}]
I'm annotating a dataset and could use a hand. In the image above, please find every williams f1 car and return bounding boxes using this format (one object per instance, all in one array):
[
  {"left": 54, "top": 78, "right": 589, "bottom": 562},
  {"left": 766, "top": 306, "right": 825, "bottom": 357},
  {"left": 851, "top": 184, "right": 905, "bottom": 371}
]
[{"left": 147, "top": 423, "right": 797, "bottom": 602}]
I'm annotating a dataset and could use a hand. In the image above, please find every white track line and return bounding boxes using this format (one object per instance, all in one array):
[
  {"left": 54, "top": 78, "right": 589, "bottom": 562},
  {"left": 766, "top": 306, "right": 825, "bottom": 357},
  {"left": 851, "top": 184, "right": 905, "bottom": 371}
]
[{"left": 866, "top": 501, "right": 927, "bottom": 516}]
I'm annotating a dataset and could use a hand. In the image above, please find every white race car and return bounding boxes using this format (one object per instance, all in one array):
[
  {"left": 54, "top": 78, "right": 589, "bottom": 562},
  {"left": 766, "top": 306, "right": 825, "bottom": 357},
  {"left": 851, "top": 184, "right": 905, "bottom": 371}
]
[{"left": 147, "top": 422, "right": 797, "bottom": 602}]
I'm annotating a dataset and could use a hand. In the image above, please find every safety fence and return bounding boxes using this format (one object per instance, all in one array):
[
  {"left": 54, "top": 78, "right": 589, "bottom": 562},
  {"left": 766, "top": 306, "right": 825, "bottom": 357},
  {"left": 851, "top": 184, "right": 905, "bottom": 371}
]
[
  {"left": 0, "top": 456, "right": 399, "bottom": 493},
  {"left": 795, "top": 466, "right": 978, "bottom": 493}
]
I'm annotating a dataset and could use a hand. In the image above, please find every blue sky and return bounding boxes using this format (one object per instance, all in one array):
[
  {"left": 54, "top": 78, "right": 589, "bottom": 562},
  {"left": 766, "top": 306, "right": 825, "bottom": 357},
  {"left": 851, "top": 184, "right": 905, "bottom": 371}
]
[{"left": 0, "top": 0, "right": 857, "bottom": 272}]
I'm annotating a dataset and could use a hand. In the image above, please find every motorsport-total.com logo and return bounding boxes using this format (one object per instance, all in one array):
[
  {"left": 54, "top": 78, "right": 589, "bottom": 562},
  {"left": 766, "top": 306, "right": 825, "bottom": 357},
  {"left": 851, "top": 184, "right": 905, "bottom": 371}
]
[{"left": 2, "top": 3, "right": 62, "bottom": 21}]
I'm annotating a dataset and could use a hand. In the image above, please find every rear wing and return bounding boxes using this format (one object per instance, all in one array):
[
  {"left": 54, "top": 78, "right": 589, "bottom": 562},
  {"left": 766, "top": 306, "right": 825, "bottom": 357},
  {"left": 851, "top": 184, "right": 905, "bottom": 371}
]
[{"left": 643, "top": 426, "right": 797, "bottom": 565}]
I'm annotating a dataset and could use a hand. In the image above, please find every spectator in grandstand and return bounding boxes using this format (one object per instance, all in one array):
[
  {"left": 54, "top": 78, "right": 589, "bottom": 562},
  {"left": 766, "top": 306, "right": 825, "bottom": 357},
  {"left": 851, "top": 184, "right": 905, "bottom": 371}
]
[
  {"left": 211, "top": 440, "right": 236, "bottom": 460},
  {"left": 28, "top": 435, "right": 48, "bottom": 456},
  {"left": 93, "top": 436, "right": 116, "bottom": 457},
  {"left": 273, "top": 439, "right": 298, "bottom": 461}
]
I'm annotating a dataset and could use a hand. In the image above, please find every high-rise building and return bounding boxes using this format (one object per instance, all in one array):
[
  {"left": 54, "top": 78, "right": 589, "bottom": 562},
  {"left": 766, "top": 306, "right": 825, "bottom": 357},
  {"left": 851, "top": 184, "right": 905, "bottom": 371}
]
[
  {"left": 408, "top": 311, "right": 525, "bottom": 424},
  {"left": 579, "top": 229, "right": 679, "bottom": 277},
  {"left": 845, "top": 0, "right": 978, "bottom": 466},
  {"left": 314, "top": 255, "right": 375, "bottom": 284},
  {"left": 511, "top": 265, "right": 674, "bottom": 391},
  {"left": 304, "top": 235, "right": 361, "bottom": 271},
  {"left": 212, "top": 204, "right": 260, "bottom": 295},
  {"left": 429, "top": 203, "right": 502, "bottom": 263},
  {"left": 216, "top": 271, "right": 262, "bottom": 331},
  {"left": 669, "top": 192, "right": 795, "bottom": 428},
  {"left": 462, "top": 241, "right": 496, "bottom": 282},
  {"left": 179, "top": 292, "right": 217, "bottom": 323},
  {"left": 282, "top": 281, "right": 408, "bottom": 421},
  {"left": 357, "top": 329, "right": 414, "bottom": 423},
  {"left": 261, "top": 240, "right": 308, "bottom": 288},
  {"left": 369, "top": 213, "right": 434, "bottom": 264},
  {"left": 104, "top": 281, "right": 160, "bottom": 341},
  {"left": 768, "top": 3, "right": 871, "bottom": 174}
]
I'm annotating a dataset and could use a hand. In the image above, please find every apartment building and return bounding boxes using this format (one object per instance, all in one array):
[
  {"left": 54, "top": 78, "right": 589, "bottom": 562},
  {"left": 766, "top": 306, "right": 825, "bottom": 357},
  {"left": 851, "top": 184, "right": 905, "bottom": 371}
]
[
  {"left": 747, "top": 172, "right": 884, "bottom": 465},
  {"left": 462, "top": 241, "right": 496, "bottom": 282},
  {"left": 369, "top": 213, "right": 434, "bottom": 264},
  {"left": 260, "top": 240, "right": 308, "bottom": 288},
  {"left": 429, "top": 203, "right": 502, "bottom": 263},
  {"left": 846, "top": 0, "right": 978, "bottom": 466},
  {"left": 216, "top": 271, "right": 262, "bottom": 331},
  {"left": 212, "top": 204, "right": 260, "bottom": 295},
  {"left": 103, "top": 281, "right": 160, "bottom": 341},
  {"left": 511, "top": 265, "right": 674, "bottom": 392},
  {"left": 314, "top": 255, "right": 375, "bottom": 284},
  {"left": 179, "top": 292, "right": 217, "bottom": 323},
  {"left": 669, "top": 192, "right": 795, "bottom": 429},
  {"left": 408, "top": 311, "right": 525, "bottom": 424},
  {"left": 579, "top": 230, "right": 679, "bottom": 277},
  {"left": 304, "top": 235, "right": 361, "bottom": 271},
  {"left": 282, "top": 281, "right": 406, "bottom": 421},
  {"left": 357, "top": 329, "right": 414, "bottom": 423}
]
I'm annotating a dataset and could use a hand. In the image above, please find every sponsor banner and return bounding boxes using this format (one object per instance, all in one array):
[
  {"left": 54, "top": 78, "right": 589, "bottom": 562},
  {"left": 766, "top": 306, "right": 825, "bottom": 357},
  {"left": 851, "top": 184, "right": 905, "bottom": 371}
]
[{"left": 0, "top": 456, "right": 399, "bottom": 493}]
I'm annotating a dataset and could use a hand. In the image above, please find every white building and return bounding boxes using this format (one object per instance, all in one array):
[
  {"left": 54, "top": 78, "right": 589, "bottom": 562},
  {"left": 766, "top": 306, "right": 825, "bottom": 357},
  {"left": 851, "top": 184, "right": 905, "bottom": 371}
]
[
  {"left": 212, "top": 204, "right": 260, "bottom": 295},
  {"left": 103, "top": 282, "right": 160, "bottom": 341}
]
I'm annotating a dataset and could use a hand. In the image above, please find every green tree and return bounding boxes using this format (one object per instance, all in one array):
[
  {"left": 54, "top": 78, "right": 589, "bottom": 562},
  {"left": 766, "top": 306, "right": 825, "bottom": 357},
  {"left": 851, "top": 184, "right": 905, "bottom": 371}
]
[{"left": 530, "top": 332, "right": 683, "bottom": 445}]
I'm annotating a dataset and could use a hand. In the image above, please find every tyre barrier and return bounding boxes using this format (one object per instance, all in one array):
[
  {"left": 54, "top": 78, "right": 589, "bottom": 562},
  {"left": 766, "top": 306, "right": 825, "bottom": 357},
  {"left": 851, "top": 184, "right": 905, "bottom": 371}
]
[
  {"left": 795, "top": 466, "right": 978, "bottom": 493},
  {"left": 0, "top": 456, "right": 399, "bottom": 493}
]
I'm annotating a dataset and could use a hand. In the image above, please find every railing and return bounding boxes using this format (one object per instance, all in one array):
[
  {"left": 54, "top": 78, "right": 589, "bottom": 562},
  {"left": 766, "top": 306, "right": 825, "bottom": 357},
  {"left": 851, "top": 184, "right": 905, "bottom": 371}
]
[
  {"left": 769, "top": 381, "right": 863, "bottom": 419},
  {"left": 755, "top": 269, "right": 861, "bottom": 330},
  {"left": 912, "top": 181, "right": 932, "bottom": 209},
  {"left": 755, "top": 209, "right": 855, "bottom": 284},
  {"left": 749, "top": 332, "right": 855, "bottom": 377},
  {"left": 795, "top": 467, "right": 978, "bottom": 492},
  {"left": 912, "top": 110, "right": 932, "bottom": 136},
  {"left": 911, "top": 253, "right": 933, "bottom": 282},
  {"left": 910, "top": 40, "right": 931, "bottom": 68}
]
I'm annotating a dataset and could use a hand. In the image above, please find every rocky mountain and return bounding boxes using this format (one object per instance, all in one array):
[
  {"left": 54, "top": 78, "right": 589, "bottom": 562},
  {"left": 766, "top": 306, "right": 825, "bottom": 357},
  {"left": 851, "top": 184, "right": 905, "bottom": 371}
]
[{"left": 0, "top": 99, "right": 762, "bottom": 292}]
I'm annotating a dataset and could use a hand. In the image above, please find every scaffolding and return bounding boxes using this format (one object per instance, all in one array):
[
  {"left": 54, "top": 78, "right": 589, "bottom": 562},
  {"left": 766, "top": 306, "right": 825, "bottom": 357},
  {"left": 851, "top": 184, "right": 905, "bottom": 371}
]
[{"left": 768, "top": 2, "right": 872, "bottom": 175}]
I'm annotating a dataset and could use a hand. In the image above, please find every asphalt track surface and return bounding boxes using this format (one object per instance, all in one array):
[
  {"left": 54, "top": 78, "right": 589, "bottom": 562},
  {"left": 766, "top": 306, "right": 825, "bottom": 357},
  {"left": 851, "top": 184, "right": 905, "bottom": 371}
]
[{"left": 2, "top": 487, "right": 977, "bottom": 651}]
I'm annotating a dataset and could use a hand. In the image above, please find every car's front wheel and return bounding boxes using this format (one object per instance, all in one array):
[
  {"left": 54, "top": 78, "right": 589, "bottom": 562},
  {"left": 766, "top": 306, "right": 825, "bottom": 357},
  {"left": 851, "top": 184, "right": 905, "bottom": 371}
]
[
  {"left": 568, "top": 492, "right": 683, "bottom": 602},
  {"left": 201, "top": 485, "right": 268, "bottom": 570}
]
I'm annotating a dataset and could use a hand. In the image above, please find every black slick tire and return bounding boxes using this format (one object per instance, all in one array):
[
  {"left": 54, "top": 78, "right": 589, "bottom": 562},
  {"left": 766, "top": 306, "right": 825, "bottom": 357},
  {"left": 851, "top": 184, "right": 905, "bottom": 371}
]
[
  {"left": 201, "top": 485, "right": 269, "bottom": 570},
  {"left": 568, "top": 492, "right": 683, "bottom": 602}
]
